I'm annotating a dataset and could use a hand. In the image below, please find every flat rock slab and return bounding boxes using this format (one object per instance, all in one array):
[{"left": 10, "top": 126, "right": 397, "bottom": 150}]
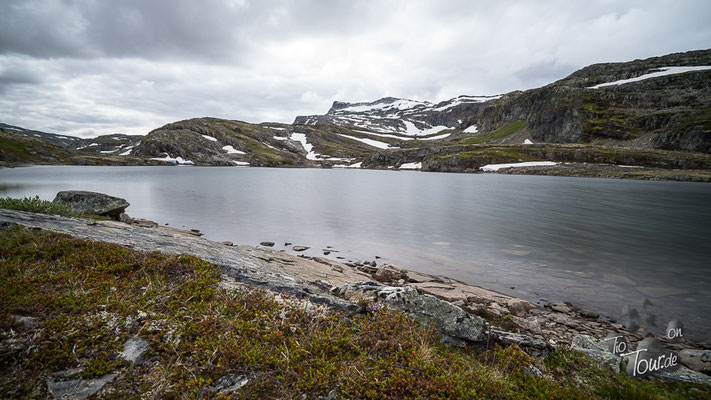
[
  {"left": 47, "top": 373, "right": 117, "bottom": 400},
  {"left": 411, "top": 281, "right": 513, "bottom": 305},
  {"left": 53, "top": 191, "right": 129, "bottom": 218},
  {"left": 0, "top": 209, "right": 365, "bottom": 312}
]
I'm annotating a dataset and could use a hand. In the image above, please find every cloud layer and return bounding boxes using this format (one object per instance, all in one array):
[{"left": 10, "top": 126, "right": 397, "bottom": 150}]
[{"left": 2, "top": 0, "right": 710, "bottom": 137}]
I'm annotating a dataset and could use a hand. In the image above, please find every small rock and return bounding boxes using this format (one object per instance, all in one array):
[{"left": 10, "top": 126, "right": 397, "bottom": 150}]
[
  {"left": 524, "top": 364, "right": 544, "bottom": 378},
  {"left": 550, "top": 302, "right": 572, "bottom": 313},
  {"left": 133, "top": 219, "right": 158, "bottom": 228},
  {"left": 293, "top": 246, "right": 310, "bottom": 252},
  {"left": 357, "top": 265, "right": 378, "bottom": 274},
  {"left": 678, "top": 349, "right": 711, "bottom": 373},
  {"left": 211, "top": 374, "right": 250, "bottom": 394},
  {"left": 320, "top": 389, "right": 337, "bottom": 400},
  {"left": 507, "top": 298, "right": 532, "bottom": 317},
  {"left": 47, "top": 373, "right": 117, "bottom": 400},
  {"left": 118, "top": 213, "right": 133, "bottom": 224},
  {"left": 12, "top": 314, "right": 38, "bottom": 328},
  {"left": 373, "top": 263, "right": 407, "bottom": 283},
  {"left": 260, "top": 241, "right": 275, "bottom": 247},
  {"left": 336, "top": 256, "right": 345, "bottom": 259},
  {"left": 323, "top": 251, "right": 330, "bottom": 255},
  {"left": 120, "top": 336, "right": 150, "bottom": 366},
  {"left": 221, "top": 241, "right": 233, "bottom": 246},
  {"left": 512, "top": 316, "right": 542, "bottom": 335},
  {"left": 285, "top": 242, "right": 292, "bottom": 246},
  {"left": 0, "top": 221, "right": 18, "bottom": 230},
  {"left": 375, "top": 255, "right": 381, "bottom": 259},
  {"left": 579, "top": 309, "right": 600, "bottom": 319}
]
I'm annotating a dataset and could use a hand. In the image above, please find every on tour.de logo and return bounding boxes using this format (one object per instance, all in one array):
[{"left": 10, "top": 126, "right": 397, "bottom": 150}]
[{"left": 602, "top": 319, "right": 684, "bottom": 378}]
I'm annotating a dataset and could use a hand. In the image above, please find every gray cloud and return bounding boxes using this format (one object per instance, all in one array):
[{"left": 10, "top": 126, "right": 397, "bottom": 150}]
[{"left": 1, "top": 0, "right": 710, "bottom": 137}]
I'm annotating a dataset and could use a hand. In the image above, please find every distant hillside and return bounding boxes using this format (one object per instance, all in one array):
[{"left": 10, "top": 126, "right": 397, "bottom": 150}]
[{"left": 2, "top": 48, "right": 710, "bottom": 180}]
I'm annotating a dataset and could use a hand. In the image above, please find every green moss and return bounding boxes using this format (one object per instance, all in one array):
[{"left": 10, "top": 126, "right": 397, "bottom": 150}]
[
  {"left": 0, "top": 195, "right": 79, "bottom": 217},
  {"left": 579, "top": 101, "right": 640, "bottom": 141}
]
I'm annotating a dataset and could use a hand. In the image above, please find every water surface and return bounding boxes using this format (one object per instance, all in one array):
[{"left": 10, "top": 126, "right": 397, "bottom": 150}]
[{"left": 2, "top": 166, "right": 710, "bottom": 340}]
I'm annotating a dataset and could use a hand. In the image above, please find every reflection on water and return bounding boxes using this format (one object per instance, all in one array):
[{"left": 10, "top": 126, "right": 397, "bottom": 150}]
[{"left": 1, "top": 166, "right": 710, "bottom": 340}]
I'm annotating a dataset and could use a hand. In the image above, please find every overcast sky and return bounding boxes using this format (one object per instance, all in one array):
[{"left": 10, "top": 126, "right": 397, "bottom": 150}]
[{"left": 1, "top": 0, "right": 710, "bottom": 137}]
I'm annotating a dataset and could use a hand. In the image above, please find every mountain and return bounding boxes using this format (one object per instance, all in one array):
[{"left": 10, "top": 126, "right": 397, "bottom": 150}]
[
  {"left": 295, "top": 95, "right": 500, "bottom": 137},
  {"left": 2, "top": 49, "right": 710, "bottom": 180},
  {"left": 468, "top": 49, "right": 711, "bottom": 152}
]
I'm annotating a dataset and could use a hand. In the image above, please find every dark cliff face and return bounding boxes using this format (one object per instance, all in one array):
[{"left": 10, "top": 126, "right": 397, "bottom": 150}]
[{"left": 472, "top": 49, "right": 711, "bottom": 153}]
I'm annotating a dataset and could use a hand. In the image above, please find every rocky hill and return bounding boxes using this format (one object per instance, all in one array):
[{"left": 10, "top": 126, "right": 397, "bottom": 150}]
[{"left": 2, "top": 49, "right": 710, "bottom": 180}]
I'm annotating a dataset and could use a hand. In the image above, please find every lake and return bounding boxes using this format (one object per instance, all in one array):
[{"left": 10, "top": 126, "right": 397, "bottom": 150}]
[{"left": 2, "top": 165, "right": 710, "bottom": 340}]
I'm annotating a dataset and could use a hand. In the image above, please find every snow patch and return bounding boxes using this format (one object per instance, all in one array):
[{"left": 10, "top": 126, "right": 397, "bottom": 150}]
[
  {"left": 151, "top": 154, "right": 195, "bottom": 165},
  {"left": 463, "top": 125, "right": 479, "bottom": 133},
  {"left": 354, "top": 130, "right": 414, "bottom": 141},
  {"left": 430, "top": 95, "right": 502, "bottom": 112},
  {"left": 201, "top": 135, "right": 218, "bottom": 142},
  {"left": 290, "top": 132, "right": 319, "bottom": 160},
  {"left": 337, "top": 134, "right": 395, "bottom": 149},
  {"left": 119, "top": 146, "right": 134, "bottom": 156},
  {"left": 333, "top": 161, "right": 362, "bottom": 168},
  {"left": 222, "top": 145, "right": 245, "bottom": 154},
  {"left": 588, "top": 66, "right": 711, "bottom": 89},
  {"left": 480, "top": 161, "right": 557, "bottom": 171},
  {"left": 401, "top": 121, "right": 449, "bottom": 137},
  {"left": 523, "top": 139, "right": 534, "bottom": 144},
  {"left": 399, "top": 162, "right": 422, "bottom": 170},
  {"left": 233, "top": 161, "right": 250, "bottom": 166},
  {"left": 273, "top": 136, "right": 288, "bottom": 141}
]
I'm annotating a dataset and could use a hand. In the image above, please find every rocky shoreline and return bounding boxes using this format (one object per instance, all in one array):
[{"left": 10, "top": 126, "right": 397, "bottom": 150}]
[
  {"left": 1, "top": 206, "right": 710, "bottom": 389},
  {"left": 3, "top": 160, "right": 711, "bottom": 182}
]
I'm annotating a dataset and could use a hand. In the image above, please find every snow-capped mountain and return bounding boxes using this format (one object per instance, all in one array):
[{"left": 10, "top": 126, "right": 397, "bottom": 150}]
[{"left": 294, "top": 95, "right": 501, "bottom": 138}]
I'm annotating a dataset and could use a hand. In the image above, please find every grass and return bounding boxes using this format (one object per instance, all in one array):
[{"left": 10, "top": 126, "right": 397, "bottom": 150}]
[
  {"left": 0, "top": 227, "right": 709, "bottom": 399},
  {"left": 0, "top": 195, "right": 79, "bottom": 217},
  {"left": 0, "top": 130, "right": 75, "bottom": 164}
]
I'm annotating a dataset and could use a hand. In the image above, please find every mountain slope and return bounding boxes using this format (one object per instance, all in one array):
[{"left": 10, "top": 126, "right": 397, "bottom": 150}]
[
  {"left": 466, "top": 49, "right": 711, "bottom": 152},
  {"left": 2, "top": 48, "right": 710, "bottom": 180}
]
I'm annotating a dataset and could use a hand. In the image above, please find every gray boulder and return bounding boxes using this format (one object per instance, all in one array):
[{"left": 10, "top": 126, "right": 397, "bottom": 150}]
[
  {"left": 53, "top": 191, "right": 129, "bottom": 219},
  {"left": 342, "top": 282, "right": 486, "bottom": 344},
  {"left": 572, "top": 334, "right": 622, "bottom": 373},
  {"left": 679, "top": 349, "right": 711, "bottom": 374},
  {"left": 655, "top": 366, "right": 711, "bottom": 386}
]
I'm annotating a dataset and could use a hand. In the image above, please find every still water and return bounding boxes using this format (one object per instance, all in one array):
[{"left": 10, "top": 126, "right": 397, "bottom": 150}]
[{"left": 2, "top": 166, "right": 710, "bottom": 340}]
